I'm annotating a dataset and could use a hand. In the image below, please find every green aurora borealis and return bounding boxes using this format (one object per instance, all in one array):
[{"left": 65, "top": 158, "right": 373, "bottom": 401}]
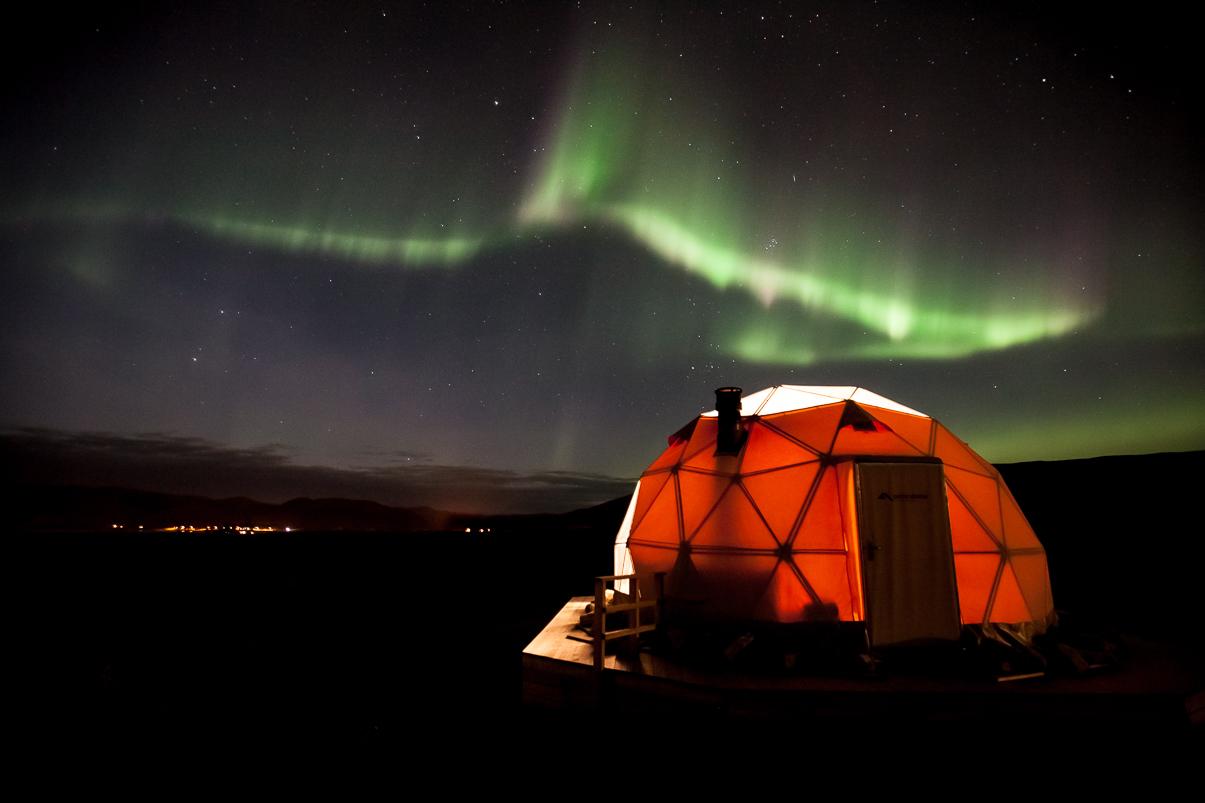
[
  {"left": 1, "top": 2, "right": 1201, "bottom": 508},
  {"left": 48, "top": 39, "right": 1100, "bottom": 364}
]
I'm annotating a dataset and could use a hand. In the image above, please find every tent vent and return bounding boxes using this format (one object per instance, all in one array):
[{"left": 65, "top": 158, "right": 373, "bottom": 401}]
[
  {"left": 715, "top": 387, "right": 747, "bottom": 455},
  {"left": 838, "top": 400, "right": 885, "bottom": 432}
]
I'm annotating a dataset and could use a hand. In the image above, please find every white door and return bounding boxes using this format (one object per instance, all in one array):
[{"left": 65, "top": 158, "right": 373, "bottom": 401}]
[{"left": 856, "top": 461, "right": 961, "bottom": 647}]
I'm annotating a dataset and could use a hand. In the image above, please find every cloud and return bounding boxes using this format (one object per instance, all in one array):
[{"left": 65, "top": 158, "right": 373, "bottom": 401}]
[{"left": 0, "top": 427, "right": 633, "bottom": 514}]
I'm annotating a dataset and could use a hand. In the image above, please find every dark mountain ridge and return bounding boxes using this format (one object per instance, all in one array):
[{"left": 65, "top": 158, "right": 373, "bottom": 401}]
[{"left": 12, "top": 481, "right": 632, "bottom": 533}]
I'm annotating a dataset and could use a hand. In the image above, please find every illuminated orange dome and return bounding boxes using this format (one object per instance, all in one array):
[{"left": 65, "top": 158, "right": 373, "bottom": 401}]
[{"left": 613, "top": 386, "right": 1054, "bottom": 646}]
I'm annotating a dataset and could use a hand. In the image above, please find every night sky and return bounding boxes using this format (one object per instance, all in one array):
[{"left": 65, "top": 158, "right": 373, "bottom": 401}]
[{"left": 2, "top": 2, "right": 1201, "bottom": 512}]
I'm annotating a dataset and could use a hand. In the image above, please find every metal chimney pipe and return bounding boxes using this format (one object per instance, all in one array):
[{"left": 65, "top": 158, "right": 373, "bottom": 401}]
[{"left": 715, "top": 386, "right": 745, "bottom": 455}]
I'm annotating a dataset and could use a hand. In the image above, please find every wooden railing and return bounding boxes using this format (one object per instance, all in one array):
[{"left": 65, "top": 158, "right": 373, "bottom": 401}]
[{"left": 592, "top": 573, "right": 664, "bottom": 670}]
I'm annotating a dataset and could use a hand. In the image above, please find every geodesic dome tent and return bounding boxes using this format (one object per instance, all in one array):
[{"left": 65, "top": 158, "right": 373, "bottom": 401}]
[{"left": 613, "top": 386, "right": 1054, "bottom": 647}]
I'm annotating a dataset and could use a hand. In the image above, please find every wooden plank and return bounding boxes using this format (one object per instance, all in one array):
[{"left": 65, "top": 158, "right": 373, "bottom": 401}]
[
  {"left": 593, "top": 578, "right": 606, "bottom": 670},
  {"left": 604, "top": 601, "right": 657, "bottom": 614},
  {"left": 523, "top": 597, "right": 596, "bottom": 666},
  {"left": 603, "top": 625, "right": 657, "bottom": 640}
]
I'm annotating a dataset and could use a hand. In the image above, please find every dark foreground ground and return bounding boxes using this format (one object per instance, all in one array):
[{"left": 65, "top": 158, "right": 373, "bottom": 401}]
[
  {"left": 10, "top": 452, "right": 1205, "bottom": 761},
  {"left": 13, "top": 529, "right": 600, "bottom": 750}
]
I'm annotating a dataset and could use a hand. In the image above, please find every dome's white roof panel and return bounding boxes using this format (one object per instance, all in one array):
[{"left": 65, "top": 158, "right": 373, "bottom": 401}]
[
  {"left": 781, "top": 385, "right": 859, "bottom": 400},
  {"left": 702, "top": 385, "right": 929, "bottom": 418},
  {"left": 757, "top": 386, "right": 849, "bottom": 415},
  {"left": 849, "top": 388, "right": 927, "bottom": 417},
  {"left": 734, "top": 386, "right": 777, "bottom": 415}
]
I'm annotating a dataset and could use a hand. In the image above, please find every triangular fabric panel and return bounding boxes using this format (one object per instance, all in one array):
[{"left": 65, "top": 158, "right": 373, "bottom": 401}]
[
  {"left": 933, "top": 424, "right": 996, "bottom": 475},
  {"left": 629, "top": 473, "right": 681, "bottom": 547},
  {"left": 784, "top": 385, "right": 857, "bottom": 400},
  {"left": 692, "top": 553, "right": 778, "bottom": 618},
  {"left": 741, "top": 462, "right": 822, "bottom": 542},
  {"left": 756, "top": 386, "right": 848, "bottom": 415},
  {"left": 739, "top": 421, "right": 819, "bottom": 474},
  {"left": 946, "top": 481, "right": 1001, "bottom": 552},
  {"left": 646, "top": 438, "right": 688, "bottom": 472},
  {"left": 738, "top": 386, "right": 779, "bottom": 416},
  {"left": 1010, "top": 552, "right": 1054, "bottom": 622},
  {"left": 613, "top": 541, "right": 634, "bottom": 575},
  {"left": 792, "top": 466, "right": 847, "bottom": 550},
  {"left": 988, "top": 560, "right": 1032, "bottom": 623},
  {"left": 999, "top": 486, "right": 1043, "bottom": 551},
  {"left": 613, "top": 543, "right": 634, "bottom": 596},
  {"left": 830, "top": 421, "right": 926, "bottom": 457},
  {"left": 945, "top": 466, "right": 1003, "bottom": 541},
  {"left": 680, "top": 418, "right": 719, "bottom": 469},
  {"left": 753, "top": 560, "right": 813, "bottom": 623},
  {"left": 689, "top": 483, "right": 778, "bottom": 550},
  {"left": 627, "top": 542, "right": 679, "bottom": 576},
  {"left": 692, "top": 552, "right": 777, "bottom": 585},
  {"left": 664, "top": 547, "right": 704, "bottom": 602},
  {"left": 615, "top": 480, "right": 638, "bottom": 550},
  {"left": 632, "top": 470, "right": 671, "bottom": 532},
  {"left": 794, "top": 553, "right": 855, "bottom": 621},
  {"left": 678, "top": 470, "right": 733, "bottom": 540},
  {"left": 850, "top": 388, "right": 927, "bottom": 416},
  {"left": 953, "top": 553, "right": 999, "bottom": 625},
  {"left": 764, "top": 402, "right": 846, "bottom": 454},
  {"left": 862, "top": 408, "right": 934, "bottom": 456},
  {"left": 612, "top": 486, "right": 639, "bottom": 596}
]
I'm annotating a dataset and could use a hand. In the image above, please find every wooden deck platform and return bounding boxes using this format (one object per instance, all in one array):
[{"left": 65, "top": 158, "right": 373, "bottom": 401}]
[{"left": 522, "top": 597, "right": 1201, "bottom": 731}]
